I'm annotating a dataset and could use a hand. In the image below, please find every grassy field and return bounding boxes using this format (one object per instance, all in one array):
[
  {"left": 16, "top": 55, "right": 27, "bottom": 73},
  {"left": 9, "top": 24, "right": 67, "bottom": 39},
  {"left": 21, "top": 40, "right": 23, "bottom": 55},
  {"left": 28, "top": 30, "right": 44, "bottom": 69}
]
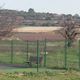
[
  {"left": 0, "top": 40, "right": 79, "bottom": 69},
  {"left": 0, "top": 65, "right": 80, "bottom": 80},
  {"left": 0, "top": 40, "right": 80, "bottom": 80}
]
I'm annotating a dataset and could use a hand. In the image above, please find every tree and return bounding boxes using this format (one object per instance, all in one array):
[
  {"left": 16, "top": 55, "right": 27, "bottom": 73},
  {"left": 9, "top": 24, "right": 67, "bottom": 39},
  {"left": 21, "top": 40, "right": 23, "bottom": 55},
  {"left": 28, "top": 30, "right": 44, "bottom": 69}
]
[
  {"left": 74, "top": 14, "right": 80, "bottom": 18},
  {"left": 28, "top": 8, "right": 35, "bottom": 14},
  {"left": 0, "top": 11, "right": 17, "bottom": 39},
  {"left": 59, "top": 17, "right": 78, "bottom": 47}
]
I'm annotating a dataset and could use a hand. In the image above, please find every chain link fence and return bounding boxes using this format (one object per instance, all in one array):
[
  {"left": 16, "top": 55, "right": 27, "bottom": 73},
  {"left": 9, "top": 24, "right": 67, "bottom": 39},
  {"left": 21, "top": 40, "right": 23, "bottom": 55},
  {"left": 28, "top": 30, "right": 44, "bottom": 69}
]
[{"left": 0, "top": 39, "right": 80, "bottom": 71}]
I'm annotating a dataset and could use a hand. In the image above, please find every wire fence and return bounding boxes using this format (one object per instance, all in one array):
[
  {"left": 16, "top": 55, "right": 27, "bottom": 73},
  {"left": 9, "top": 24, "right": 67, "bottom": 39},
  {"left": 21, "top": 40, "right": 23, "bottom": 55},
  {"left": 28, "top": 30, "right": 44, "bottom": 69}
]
[{"left": 0, "top": 39, "right": 80, "bottom": 71}]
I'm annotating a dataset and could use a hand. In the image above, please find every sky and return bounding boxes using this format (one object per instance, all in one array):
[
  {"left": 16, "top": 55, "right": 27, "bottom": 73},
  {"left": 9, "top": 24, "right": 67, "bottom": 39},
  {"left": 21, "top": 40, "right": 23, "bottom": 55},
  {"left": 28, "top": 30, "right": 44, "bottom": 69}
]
[{"left": 0, "top": 0, "right": 80, "bottom": 15}]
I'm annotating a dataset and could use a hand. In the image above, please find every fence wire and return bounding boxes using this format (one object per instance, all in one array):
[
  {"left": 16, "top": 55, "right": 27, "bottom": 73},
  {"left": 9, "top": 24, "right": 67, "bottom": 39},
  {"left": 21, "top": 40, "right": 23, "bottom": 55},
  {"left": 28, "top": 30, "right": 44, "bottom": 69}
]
[{"left": 0, "top": 40, "right": 80, "bottom": 70}]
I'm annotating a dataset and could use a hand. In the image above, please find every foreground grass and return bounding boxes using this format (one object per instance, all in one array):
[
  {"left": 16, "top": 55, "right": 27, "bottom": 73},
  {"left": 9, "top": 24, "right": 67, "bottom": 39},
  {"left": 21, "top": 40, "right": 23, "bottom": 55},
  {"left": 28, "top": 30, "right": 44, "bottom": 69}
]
[
  {"left": 0, "top": 70, "right": 80, "bottom": 80},
  {"left": 0, "top": 67, "right": 80, "bottom": 80}
]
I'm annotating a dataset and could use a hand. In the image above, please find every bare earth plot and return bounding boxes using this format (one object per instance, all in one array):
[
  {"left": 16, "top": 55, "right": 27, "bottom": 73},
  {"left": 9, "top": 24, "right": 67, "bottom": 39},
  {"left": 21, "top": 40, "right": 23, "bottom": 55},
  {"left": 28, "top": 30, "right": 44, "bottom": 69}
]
[{"left": 12, "top": 26, "right": 64, "bottom": 41}]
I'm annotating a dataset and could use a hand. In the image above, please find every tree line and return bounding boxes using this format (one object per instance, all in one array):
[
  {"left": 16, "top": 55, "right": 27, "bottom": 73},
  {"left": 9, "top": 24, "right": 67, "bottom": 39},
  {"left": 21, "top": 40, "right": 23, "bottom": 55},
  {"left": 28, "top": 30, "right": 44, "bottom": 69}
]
[{"left": 0, "top": 8, "right": 80, "bottom": 26}]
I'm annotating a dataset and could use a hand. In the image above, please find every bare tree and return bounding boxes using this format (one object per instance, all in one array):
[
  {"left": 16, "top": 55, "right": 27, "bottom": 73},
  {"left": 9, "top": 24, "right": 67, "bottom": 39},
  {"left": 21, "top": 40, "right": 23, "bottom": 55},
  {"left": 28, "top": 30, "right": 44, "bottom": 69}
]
[
  {"left": 59, "top": 17, "right": 78, "bottom": 47},
  {"left": 0, "top": 12, "right": 17, "bottom": 39}
]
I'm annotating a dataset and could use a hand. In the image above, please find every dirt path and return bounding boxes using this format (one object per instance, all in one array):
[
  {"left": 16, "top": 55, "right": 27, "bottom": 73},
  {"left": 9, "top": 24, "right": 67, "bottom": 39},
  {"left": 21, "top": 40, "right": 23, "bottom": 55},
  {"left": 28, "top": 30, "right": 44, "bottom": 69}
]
[{"left": 0, "top": 63, "right": 26, "bottom": 69}]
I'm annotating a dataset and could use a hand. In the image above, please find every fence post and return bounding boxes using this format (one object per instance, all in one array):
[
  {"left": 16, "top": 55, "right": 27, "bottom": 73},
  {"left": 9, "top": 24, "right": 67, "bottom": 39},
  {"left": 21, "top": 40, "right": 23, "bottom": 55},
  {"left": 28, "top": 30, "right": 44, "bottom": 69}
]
[
  {"left": 78, "top": 40, "right": 80, "bottom": 70},
  {"left": 37, "top": 40, "right": 39, "bottom": 72},
  {"left": 64, "top": 39, "right": 67, "bottom": 69},
  {"left": 44, "top": 39, "right": 47, "bottom": 67},
  {"left": 26, "top": 40, "right": 29, "bottom": 61},
  {"left": 11, "top": 40, "right": 13, "bottom": 64}
]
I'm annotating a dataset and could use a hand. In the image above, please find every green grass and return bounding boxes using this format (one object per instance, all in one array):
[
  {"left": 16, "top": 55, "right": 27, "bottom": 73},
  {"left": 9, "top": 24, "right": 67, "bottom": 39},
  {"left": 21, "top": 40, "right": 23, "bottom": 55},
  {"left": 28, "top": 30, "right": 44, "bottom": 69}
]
[
  {"left": 0, "top": 40, "right": 80, "bottom": 80},
  {"left": 0, "top": 70, "right": 80, "bottom": 80},
  {"left": 0, "top": 40, "right": 79, "bottom": 69},
  {"left": 0, "top": 67, "right": 60, "bottom": 73}
]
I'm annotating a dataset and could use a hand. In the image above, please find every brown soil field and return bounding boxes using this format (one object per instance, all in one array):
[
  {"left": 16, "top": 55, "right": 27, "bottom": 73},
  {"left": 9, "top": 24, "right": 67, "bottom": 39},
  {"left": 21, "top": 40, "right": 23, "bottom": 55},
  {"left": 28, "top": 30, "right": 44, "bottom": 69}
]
[
  {"left": 13, "top": 32, "right": 64, "bottom": 41},
  {"left": 13, "top": 26, "right": 64, "bottom": 41}
]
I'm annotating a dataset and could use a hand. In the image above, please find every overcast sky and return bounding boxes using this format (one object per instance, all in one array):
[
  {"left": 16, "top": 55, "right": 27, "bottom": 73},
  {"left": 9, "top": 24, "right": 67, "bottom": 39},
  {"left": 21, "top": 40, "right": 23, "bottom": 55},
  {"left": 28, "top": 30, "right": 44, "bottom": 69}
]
[{"left": 0, "top": 0, "right": 80, "bottom": 15}]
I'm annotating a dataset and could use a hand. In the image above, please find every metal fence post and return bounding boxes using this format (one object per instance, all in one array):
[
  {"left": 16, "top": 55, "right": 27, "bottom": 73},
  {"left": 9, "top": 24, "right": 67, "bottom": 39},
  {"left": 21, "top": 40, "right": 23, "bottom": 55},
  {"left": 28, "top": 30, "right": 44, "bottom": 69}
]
[
  {"left": 44, "top": 39, "right": 47, "bottom": 67},
  {"left": 64, "top": 39, "right": 67, "bottom": 69},
  {"left": 78, "top": 40, "right": 80, "bottom": 69},
  {"left": 37, "top": 40, "right": 39, "bottom": 72},
  {"left": 26, "top": 40, "right": 29, "bottom": 61},
  {"left": 11, "top": 40, "right": 13, "bottom": 64}
]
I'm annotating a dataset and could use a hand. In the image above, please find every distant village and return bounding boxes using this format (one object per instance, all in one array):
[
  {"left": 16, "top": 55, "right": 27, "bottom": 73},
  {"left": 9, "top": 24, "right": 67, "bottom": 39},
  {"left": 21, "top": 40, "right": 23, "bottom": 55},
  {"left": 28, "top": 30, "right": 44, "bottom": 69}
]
[{"left": 0, "top": 8, "right": 80, "bottom": 27}]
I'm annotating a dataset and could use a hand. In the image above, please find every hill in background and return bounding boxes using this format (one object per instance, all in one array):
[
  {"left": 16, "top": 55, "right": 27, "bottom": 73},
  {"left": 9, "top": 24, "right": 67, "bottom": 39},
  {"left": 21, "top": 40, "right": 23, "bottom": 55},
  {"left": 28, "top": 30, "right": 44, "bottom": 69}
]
[{"left": 0, "top": 8, "right": 80, "bottom": 27}]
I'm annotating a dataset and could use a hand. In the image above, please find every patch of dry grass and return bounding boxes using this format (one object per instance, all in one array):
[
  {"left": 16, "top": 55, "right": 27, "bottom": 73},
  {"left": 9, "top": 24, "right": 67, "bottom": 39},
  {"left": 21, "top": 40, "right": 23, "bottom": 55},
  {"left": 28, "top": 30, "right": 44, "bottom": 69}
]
[
  {"left": 13, "top": 26, "right": 62, "bottom": 33},
  {"left": 0, "top": 70, "right": 80, "bottom": 80}
]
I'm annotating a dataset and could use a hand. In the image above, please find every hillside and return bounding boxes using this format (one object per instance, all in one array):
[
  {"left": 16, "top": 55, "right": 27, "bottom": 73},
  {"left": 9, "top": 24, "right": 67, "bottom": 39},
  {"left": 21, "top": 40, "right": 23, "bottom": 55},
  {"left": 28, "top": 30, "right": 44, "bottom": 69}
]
[{"left": 0, "top": 9, "right": 80, "bottom": 26}]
